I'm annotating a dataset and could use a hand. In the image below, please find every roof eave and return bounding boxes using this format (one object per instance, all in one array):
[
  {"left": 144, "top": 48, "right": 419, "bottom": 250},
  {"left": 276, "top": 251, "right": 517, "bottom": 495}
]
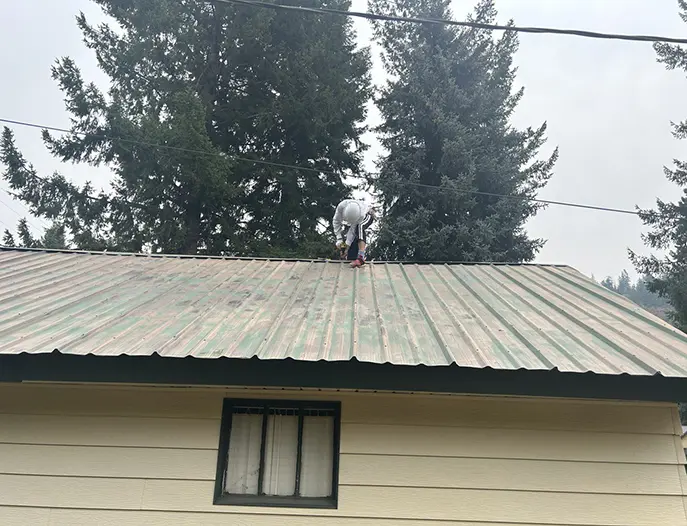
[{"left": 2, "top": 352, "right": 687, "bottom": 403}]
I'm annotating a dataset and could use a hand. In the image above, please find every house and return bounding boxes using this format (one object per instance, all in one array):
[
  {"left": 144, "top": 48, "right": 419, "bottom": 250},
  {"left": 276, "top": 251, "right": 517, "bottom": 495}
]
[{"left": 1, "top": 246, "right": 687, "bottom": 525}]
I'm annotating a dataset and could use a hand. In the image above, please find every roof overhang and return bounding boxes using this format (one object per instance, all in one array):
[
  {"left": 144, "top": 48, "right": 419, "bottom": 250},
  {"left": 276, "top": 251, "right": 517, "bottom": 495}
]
[
  {"left": 2, "top": 352, "right": 687, "bottom": 402},
  {"left": 3, "top": 248, "right": 687, "bottom": 402}
]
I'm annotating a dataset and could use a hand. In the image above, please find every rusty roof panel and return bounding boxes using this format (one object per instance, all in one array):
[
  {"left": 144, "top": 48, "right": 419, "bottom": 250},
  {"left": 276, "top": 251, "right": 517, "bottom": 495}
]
[{"left": 1, "top": 248, "right": 686, "bottom": 377}]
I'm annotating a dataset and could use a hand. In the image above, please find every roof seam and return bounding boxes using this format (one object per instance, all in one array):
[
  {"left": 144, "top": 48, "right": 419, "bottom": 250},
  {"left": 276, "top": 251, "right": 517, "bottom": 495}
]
[
  {"left": 42, "top": 258, "right": 216, "bottom": 356},
  {"left": 369, "top": 263, "right": 391, "bottom": 363},
  {"left": 540, "top": 265, "right": 687, "bottom": 345},
  {"left": 445, "top": 265, "right": 552, "bottom": 370},
  {"left": 515, "top": 266, "right": 687, "bottom": 376},
  {"left": 399, "top": 263, "right": 454, "bottom": 366},
  {"left": 257, "top": 261, "right": 322, "bottom": 360},
  {"left": 167, "top": 260, "right": 283, "bottom": 357},
  {"left": 383, "top": 263, "right": 422, "bottom": 364},
  {"left": 435, "top": 264, "right": 521, "bottom": 370},
  {"left": 461, "top": 265, "right": 569, "bottom": 370},
  {"left": 111, "top": 257, "right": 260, "bottom": 357},
  {"left": 498, "top": 266, "right": 662, "bottom": 375}
]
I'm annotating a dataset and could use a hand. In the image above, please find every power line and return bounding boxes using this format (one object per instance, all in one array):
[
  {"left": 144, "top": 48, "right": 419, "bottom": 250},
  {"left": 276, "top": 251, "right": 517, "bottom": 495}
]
[
  {"left": 0, "top": 118, "right": 325, "bottom": 173},
  {"left": 0, "top": 188, "right": 49, "bottom": 227},
  {"left": 0, "top": 215, "right": 11, "bottom": 234},
  {"left": 397, "top": 181, "right": 638, "bottom": 215},
  {"left": 213, "top": 0, "right": 687, "bottom": 45},
  {"left": 0, "top": 117, "right": 639, "bottom": 216},
  {"left": 0, "top": 190, "right": 48, "bottom": 232}
]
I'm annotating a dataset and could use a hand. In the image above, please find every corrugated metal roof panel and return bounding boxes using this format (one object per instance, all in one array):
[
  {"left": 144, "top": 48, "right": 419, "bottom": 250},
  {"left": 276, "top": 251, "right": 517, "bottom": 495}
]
[{"left": 1, "top": 248, "right": 686, "bottom": 377}]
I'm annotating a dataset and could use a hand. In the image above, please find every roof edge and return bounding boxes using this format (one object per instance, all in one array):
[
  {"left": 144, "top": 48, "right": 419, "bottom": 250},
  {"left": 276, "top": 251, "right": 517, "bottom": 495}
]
[
  {"left": 2, "top": 352, "right": 686, "bottom": 403},
  {"left": 0, "top": 245, "right": 573, "bottom": 268}
]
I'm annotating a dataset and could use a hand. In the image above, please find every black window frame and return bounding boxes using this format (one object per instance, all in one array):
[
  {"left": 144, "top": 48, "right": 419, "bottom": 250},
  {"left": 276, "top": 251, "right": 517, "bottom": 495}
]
[{"left": 214, "top": 398, "right": 341, "bottom": 509}]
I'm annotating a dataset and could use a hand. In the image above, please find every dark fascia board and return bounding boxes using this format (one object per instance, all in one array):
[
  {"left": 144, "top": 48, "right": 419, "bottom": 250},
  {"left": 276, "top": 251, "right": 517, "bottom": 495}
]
[{"left": 1, "top": 352, "right": 687, "bottom": 402}]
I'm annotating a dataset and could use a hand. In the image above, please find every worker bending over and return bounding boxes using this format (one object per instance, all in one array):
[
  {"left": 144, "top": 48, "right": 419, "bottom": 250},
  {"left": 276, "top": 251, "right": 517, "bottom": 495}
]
[{"left": 333, "top": 199, "right": 375, "bottom": 268}]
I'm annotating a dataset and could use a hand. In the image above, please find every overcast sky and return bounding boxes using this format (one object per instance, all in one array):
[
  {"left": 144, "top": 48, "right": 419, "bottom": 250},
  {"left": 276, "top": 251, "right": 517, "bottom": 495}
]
[{"left": 1, "top": 0, "right": 687, "bottom": 280}]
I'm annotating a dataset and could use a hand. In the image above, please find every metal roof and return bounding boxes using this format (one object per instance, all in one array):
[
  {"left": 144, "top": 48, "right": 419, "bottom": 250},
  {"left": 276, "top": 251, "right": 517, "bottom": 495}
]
[{"left": 1, "top": 247, "right": 687, "bottom": 378}]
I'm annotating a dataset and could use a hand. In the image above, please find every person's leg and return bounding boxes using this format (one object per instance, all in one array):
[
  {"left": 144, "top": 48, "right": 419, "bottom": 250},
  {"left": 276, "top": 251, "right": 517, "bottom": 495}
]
[
  {"left": 347, "top": 235, "right": 359, "bottom": 260},
  {"left": 351, "top": 215, "right": 374, "bottom": 267},
  {"left": 356, "top": 214, "right": 374, "bottom": 261}
]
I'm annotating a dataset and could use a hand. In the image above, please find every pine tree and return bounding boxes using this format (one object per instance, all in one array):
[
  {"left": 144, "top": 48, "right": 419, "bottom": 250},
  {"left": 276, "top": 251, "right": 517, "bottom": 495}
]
[
  {"left": 368, "top": 0, "right": 557, "bottom": 261},
  {"left": 631, "top": 0, "right": 687, "bottom": 331},
  {"left": 1, "top": 218, "right": 67, "bottom": 249},
  {"left": 16, "top": 218, "right": 40, "bottom": 248},
  {"left": 601, "top": 277, "right": 616, "bottom": 292},
  {"left": 0, "top": 0, "right": 370, "bottom": 257},
  {"left": 2, "top": 229, "right": 15, "bottom": 247},
  {"left": 41, "top": 222, "right": 67, "bottom": 250},
  {"left": 617, "top": 269, "right": 632, "bottom": 296},
  {"left": 600, "top": 271, "right": 672, "bottom": 323}
]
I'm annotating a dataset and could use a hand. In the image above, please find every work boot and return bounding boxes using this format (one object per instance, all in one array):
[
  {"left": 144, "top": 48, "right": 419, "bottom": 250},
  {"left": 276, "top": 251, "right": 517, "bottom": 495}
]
[{"left": 350, "top": 257, "right": 365, "bottom": 268}]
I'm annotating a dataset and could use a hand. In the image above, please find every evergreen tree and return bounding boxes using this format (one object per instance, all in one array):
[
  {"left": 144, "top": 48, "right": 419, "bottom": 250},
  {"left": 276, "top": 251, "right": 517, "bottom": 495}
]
[
  {"left": 1, "top": 229, "right": 15, "bottom": 247},
  {"left": 2, "top": 218, "right": 67, "bottom": 249},
  {"left": 41, "top": 222, "right": 67, "bottom": 250},
  {"left": 16, "top": 218, "right": 40, "bottom": 248},
  {"left": 617, "top": 269, "right": 631, "bottom": 296},
  {"left": 600, "top": 276, "right": 616, "bottom": 292},
  {"left": 0, "top": 0, "right": 370, "bottom": 257},
  {"left": 631, "top": 0, "right": 687, "bottom": 331},
  {"left": 368, "top": 0, "right": 557, "bottom": 261},
  {"left": 600, "top": 270, "right": 672, "bottom": 323}
]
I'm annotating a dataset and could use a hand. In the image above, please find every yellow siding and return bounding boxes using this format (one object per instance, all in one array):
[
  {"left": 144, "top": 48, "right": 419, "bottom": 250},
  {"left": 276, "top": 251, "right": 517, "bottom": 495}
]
[
  {"left": 0, "top": 507, "right": 583, "bottom": 526},
  {"left": 0, "top": 383, "right": 685, "bottom": 526}
]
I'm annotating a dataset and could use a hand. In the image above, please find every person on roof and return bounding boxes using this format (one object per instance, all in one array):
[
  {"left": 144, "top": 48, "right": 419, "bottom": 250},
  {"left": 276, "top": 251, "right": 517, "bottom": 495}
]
[{"left": 333, "top": 199, "right": 375, "bottom": 268}]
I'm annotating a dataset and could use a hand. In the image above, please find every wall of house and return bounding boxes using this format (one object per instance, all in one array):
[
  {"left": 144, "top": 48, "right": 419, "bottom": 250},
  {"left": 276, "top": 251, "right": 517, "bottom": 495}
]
[{"left": 0, "top": 382, "right": 685, "bottom": 526}]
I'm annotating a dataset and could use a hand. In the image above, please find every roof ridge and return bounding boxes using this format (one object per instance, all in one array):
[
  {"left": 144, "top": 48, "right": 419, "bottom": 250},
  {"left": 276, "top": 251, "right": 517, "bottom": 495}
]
[{"left": 0, "top": 245, "right": 572, "bottom": 268}]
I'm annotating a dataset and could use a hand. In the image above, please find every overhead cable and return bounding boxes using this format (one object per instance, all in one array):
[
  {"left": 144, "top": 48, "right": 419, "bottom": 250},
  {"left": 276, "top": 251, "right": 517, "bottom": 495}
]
[
  {"left": 398, "top": 181, "right": 638, "bottom": 215},
  {"left": 0, "top": 189, "right": 48, "bottom": 231},
  {"left": 0, "top": 117, "right": 639, "bottom": 216},
  {"left": 212, "top": 0, "right": 687, "bottom": 45}
]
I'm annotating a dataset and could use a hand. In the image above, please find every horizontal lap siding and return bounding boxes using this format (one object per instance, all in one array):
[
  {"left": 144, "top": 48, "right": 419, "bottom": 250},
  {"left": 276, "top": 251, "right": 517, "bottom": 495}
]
[
  {"left": 0, "top": 414, "right": 219, "bottom": 449},
  {"left": 0, "top": 415, "right": 677, "bottom": 463},
  {"left": 0, "top": 383, "right": 684, "bottom": 526},
  {"left": 0, "top": 445, "right": 680, "bottom": 495},
  {"left": 0, "top": 507, "right": 580, "bottom": 526},
  {"left": 0, "top": 383, "right": 675, "bottom": 434},
  {"left": 343, "top": 423, "right": 681, "bottom": 463},
  {"left": 0, "top": 476, "right": 685, "bottom": 525}
]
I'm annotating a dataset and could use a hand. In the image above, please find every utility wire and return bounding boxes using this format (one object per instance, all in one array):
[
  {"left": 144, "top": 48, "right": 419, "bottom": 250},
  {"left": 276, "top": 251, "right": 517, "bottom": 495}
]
[
  {"left": 213, "top": 0, "right": 687, "bottom": 45},
  {"left": 0, "top": 215, "right": 11, "bottom": 234},
  {"left": 0, "top": 187, "right": 49, "bottom": 227},
  {"left": 0, "top": 118, "right": 326, "bottom": 173},
  {"left": 397, "top": 181, "right": 638, "bottom": 215},
  {"left": 0, "top": 117, "right": 639, "bottom": 216},
  {"left": 0, "top": 189, "right": 48, "bottom": 231}
]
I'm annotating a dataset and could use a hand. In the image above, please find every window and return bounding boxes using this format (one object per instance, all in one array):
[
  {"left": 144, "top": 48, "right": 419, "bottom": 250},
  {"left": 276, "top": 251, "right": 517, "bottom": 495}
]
[{"left": 214, "top": 399, "right": 341, "bottom": 508}]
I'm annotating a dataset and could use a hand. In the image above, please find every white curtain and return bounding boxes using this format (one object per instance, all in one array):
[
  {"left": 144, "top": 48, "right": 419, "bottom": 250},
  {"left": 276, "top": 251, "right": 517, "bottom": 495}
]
[
  {"left": 262, "top": 412, "right": 299, "bottom": 496},
  {"left": 299, "top": 414, "right": 334, "bottom": 497},
  {"left": 224, "top": 409, "right": 334, "bottom": 498},
  {"left": 225, "top": 413, "right": 262, "bottom": 494}
]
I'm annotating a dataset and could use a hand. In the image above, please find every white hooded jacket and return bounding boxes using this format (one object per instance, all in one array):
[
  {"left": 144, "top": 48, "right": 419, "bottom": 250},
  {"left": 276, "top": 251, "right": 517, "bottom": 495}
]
[{"left": 333, "top": 199, "right": 371, "bottom": 246}]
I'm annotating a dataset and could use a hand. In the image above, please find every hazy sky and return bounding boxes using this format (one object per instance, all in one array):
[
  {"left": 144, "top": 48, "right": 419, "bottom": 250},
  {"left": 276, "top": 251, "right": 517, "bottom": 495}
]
[{"left": 1, "top": 0, "right": 686, "bottom": 280}]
